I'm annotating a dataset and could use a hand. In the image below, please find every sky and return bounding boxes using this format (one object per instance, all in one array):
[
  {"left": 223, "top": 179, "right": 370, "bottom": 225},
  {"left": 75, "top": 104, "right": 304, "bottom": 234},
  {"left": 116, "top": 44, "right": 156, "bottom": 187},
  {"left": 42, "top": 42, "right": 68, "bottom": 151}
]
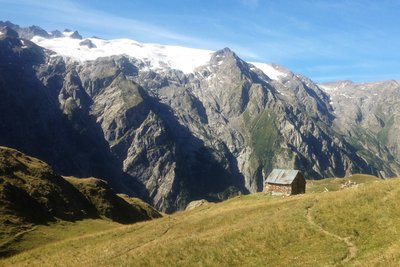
[{"left": 1, "top": 0, "right": 400, "bottom": 83}]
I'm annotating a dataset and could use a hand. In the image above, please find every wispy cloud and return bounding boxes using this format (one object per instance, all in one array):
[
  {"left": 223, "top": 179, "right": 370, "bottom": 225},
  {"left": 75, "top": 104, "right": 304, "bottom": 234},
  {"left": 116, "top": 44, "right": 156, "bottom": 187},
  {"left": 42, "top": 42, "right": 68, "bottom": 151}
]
[
  {"left": 0, "top": 0, "right": 214, "bottom": 48},
  {"left": 305, "top": 60, "right": 400, "bottom": 83},
  {"left": 0, "top": 0, "right": 265, "bottom": 59}
]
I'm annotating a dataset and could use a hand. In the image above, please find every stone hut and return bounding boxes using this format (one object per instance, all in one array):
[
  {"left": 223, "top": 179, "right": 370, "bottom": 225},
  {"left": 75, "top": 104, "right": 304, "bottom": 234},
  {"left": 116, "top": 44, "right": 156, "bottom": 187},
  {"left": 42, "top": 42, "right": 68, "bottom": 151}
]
[{"left": 264, "top": 169, "right": 306, "bottom": 196}]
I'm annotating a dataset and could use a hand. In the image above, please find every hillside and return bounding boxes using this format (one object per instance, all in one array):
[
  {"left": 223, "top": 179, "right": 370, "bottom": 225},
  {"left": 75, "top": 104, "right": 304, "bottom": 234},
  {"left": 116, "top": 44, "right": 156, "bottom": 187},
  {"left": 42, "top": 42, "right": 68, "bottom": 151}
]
[
  {"left": 2, "top": 174, "right": 400, "bottom": 266},
  {"left": 0, "top": 146, "right": 161, "bottom": 257}
]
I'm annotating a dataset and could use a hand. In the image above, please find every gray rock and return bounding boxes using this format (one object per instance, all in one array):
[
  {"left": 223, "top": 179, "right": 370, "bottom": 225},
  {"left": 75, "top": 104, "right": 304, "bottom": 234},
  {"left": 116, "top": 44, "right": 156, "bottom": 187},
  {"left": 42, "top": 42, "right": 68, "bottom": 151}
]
[{"left": 79, "top": 39, "right": 97, "bottom": 49}]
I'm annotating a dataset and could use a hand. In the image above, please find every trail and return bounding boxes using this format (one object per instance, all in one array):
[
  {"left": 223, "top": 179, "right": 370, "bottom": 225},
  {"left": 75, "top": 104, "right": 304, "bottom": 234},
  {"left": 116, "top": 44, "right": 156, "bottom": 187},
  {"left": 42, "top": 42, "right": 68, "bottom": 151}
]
[
  {"left": 306, "top": 203, "right": 357, "bottom": 264},
  {"left": 0, "top": 227, "right": 37, "bottom": 256},
  {"left": 108, "top": 222, "right": 174, "bottom": 260}
]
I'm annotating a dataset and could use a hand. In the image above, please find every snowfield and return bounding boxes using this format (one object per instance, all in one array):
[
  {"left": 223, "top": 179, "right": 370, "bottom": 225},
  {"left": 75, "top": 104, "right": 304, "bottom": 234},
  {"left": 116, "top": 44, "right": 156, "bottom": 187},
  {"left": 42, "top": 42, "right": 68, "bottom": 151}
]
[
  {"left": 31, "top": 36, "right": 213, "bottom": 73},
  {"left": 31, "top": 34, "right": 281, "bottom": 80},
  {"left": 250, "top": 62, "right": 286, "bottom": 80}
]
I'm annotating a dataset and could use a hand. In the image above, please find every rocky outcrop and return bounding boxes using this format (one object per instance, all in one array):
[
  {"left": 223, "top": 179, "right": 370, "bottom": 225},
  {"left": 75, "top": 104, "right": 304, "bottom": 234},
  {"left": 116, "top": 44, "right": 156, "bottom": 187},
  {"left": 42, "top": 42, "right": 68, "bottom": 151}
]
[{"left": 185, "top": 199, "right": 209, "bottom": 211}]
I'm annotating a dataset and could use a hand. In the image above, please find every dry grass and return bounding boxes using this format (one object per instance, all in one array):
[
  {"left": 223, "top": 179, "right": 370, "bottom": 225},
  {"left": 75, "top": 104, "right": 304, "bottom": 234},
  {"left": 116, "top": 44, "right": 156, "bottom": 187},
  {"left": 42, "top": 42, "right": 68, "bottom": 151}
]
[
  {"left": 0, "top": 219, "right": 119, "bottom": 259},
  {"left": 306, "top": 174, "right": 380, "bottom": 193},
  {"left": 312, "top": 178, "right": 400, "bottom": 266},
  {"left": 0, "top": 195, "right": 343, "bottom": 266},
  {"left": 2, "top": 175, "right": 400, "bottom": 266}
]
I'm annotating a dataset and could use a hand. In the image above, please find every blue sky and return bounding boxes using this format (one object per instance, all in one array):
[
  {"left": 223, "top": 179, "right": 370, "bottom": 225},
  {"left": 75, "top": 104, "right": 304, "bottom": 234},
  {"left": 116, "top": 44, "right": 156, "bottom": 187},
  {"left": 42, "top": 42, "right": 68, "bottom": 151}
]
[{"left": 1, "top": 0, "right": 400, "bottom": 83}]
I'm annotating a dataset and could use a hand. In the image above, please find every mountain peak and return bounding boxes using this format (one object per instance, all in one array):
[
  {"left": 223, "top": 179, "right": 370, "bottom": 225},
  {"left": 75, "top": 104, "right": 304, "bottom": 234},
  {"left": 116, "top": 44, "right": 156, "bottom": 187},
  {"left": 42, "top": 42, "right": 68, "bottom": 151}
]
[
  {"left": 0, "top": 26, "right": 19, "bottom": 38},
  {"left": 212, "top": 47, "right": 238, "bottom": 59},
  {"left": 62, "top": 29, "right": 82, "bottom": 39},
  {"left": 319, "top": 80, "right": 354, "bottom": 92},
  {"left": 209, "top": 47, "right": 250, "bottom": 72}
]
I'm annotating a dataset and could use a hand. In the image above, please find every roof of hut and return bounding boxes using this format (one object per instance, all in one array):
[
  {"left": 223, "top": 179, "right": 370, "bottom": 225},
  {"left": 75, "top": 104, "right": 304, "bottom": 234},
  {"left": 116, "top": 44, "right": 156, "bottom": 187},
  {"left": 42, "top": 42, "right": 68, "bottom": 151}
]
[{"left": 265, "top": 169, "right": 301, "bottom": 185}]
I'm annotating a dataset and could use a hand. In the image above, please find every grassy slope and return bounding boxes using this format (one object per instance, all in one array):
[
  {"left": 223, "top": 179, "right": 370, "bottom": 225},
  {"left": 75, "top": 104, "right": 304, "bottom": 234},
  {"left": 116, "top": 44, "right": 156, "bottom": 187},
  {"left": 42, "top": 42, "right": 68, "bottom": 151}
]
[
  {"left": 3, "top": 174, "right": 400, "bottom": 266},
  {"left": 0, "top": 146, "right": 161, "bottom": 257},
  {"left": 0, "top": 220, "right": 120, "bottom": 261}
]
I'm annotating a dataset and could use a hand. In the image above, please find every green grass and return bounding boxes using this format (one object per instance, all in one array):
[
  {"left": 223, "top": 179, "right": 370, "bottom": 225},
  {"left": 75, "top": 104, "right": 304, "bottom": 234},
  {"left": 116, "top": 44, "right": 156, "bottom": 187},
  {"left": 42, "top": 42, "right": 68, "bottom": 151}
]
[{"left": 248, "top": 109, "right": 282, "bottom": 172}]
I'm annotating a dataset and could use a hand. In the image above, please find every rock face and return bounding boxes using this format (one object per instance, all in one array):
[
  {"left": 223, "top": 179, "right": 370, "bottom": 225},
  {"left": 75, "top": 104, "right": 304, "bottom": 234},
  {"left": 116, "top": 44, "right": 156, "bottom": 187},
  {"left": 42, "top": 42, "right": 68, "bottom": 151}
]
[
  {"left": 320, "top": 81, "right": 400, "bottom": 177},
  {"left": 0, "top": 22, "right": 398, "bottom": 212}
]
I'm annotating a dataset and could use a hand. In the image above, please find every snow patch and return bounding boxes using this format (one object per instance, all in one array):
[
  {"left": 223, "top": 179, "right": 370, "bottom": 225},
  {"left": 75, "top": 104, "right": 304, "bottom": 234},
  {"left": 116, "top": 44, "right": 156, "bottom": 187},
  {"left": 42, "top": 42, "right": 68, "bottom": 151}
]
[
  {"left": 62, "top": 31, "right": 74, "bottom": 37},
  {"left": 0, "top": 30, "right": 3, "bottom": 37},
  {"left": 250, "top": 62, "right": 285, "bottom": 80},
  {"left": 318, "top": 84, "right": 337, "bottom": 92},
  {"left": 20, "top": 40, "right": 28, "bottom": 49},
  {"left": 31, "top": 36, "right": 213, "bottom": 73},
  {"left": 319, "top": 81, "right": 353, "bottom": 92},
  {"left": 339, "top": 93, "right": 354, "bottom": 99}
]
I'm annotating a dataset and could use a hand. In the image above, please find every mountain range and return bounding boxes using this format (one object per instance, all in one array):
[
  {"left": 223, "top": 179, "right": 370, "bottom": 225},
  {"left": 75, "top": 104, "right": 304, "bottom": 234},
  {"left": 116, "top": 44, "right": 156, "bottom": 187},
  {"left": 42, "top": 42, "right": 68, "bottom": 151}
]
[{"left": 0, "top": 21, "right": 399, "bottom": 212}]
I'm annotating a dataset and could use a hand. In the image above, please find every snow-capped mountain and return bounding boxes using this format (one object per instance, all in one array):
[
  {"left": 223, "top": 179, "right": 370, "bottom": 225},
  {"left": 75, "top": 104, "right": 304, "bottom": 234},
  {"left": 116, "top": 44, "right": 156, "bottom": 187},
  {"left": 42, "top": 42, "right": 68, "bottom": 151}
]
[
  {"left": 1, "top": 21, "right": 399, "bottom": 212},
  {"left": 32, "top": 35, "right": 214, "bottom": 73},
  {"left": 25, "top": 24, "right": 284, "bottom": 80}
]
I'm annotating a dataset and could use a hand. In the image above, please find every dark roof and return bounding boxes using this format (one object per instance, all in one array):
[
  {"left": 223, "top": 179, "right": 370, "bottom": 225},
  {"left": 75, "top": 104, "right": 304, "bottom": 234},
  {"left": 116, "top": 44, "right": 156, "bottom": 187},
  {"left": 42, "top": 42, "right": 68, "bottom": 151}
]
[{"left": 265, "top": 169, "right": 301, "bottom": 185}]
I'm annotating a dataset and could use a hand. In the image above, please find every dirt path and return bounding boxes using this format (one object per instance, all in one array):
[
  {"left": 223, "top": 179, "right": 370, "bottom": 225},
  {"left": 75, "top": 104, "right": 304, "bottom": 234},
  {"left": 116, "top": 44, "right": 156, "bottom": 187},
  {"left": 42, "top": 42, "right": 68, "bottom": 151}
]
[{"left": 306, "top": 203, "right": 357, "bottom": 264}]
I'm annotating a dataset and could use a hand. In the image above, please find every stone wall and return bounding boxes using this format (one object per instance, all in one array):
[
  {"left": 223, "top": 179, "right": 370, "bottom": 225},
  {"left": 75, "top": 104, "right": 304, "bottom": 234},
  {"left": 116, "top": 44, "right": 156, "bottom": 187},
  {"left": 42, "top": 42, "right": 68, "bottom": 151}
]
[{"left": 264, "top": 183, "right": 292, "bottom": 195}]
